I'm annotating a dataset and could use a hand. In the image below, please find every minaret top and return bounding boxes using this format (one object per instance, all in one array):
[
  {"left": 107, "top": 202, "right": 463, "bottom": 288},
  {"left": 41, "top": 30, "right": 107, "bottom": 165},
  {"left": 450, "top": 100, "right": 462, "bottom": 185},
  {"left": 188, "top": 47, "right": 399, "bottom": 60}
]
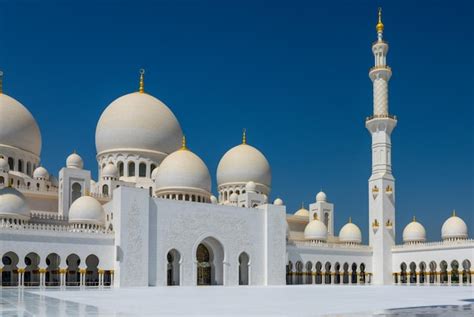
[
  {"left": 242, "top": 128, "right": 247, "bottom": 144},
  {"left": 376, "top": 8, "right": 384, "bottom": 33}
]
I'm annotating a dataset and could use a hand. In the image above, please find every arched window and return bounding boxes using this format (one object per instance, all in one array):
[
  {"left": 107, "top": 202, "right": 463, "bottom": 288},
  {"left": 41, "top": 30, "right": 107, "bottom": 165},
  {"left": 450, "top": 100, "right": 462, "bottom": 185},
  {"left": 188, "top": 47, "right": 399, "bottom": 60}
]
[
  {"left": 440, "top": 261, "right": 448, "bottom": 284},
  {"left": 18, "top": 160, "right": 23, "bottom": 173},
  {"left": 324, "top": 262, "right": 332, "bottom": 284},
  {"left": 451, "top": 260, "right": 459, "bottom": 284},
  {"left": 360, "top": 263, "right": 366, "bottom": 284},
  {"left": 429, "top": 261, "right": 437, "bottom": 284},
  {"left": 351, "top": 263, "right": 358, "bottom": 284},
  {"left": 85, "top": 255, "right": 100, "bottom": 286},
  {"left": 117, "top": 161, "right": 124, "bottom": 177},
  {"left": 26, "top": 162, "right": 31, "bottom": 176},
  {"left": 400, "top": 262, "right": 407, "bottom": 284},
  {"left": 0, "top": 176, "right": 4, "bottom": 184},
  {"left": 286, "top": 262, "right": 293, "bottom": 285},
  {"left": 71, "top": 183, "right": 82, "bottom": 204},
  {"left": 2, "top": 252, "right": 19, "bottom": 286},
  {"left": 324, "top": 213, "right": 329, "bottom": 228},
  {"left": 295, "top": 261, "right": 304, "bottom": 285},
  {"left": 462, "top": 260, "right": 471, "bottom": 284},
  {"left": 334, "top": 262, "right": 341, "bottom": 284},
  {"left": 66, "top": 254, "right": 81, "bottom": 286},
  {"left": 7, "top": 158, "right": 14, "bottom": 170},
  {"left": 239, "top": 252, "right": 250, "bottom": 285},
  {"left": 139, "top": 163, "right": 146, "bottom": 177},
  {"left": 102, "top": 184, "right": 109, "bottom": 196},
  {"left": 305, "top": 261, "right": 313, "bottom": 284},
  {"left": 409, "top": 262, "right": 417, "bottom": 284},
  {"left": 167, "top": 249, "right": 181, "bottom": 286},
  {"left": 419, "top": 262, "right": 426, "bottom": 284},
  {"left": 342, "top": 263, "right": 349, "bottom": 284},
  {"left": 196, "top": 244, "right": 211, "bottom": 286},
  {"left": 150, "top": 164, "right": 157, "bottom": 176},
  {"left": 128, "top": 162, "right": 135, "bottom": 177},
  {"left": 24, "top": 252, "right": 40, "bottom": 286}
]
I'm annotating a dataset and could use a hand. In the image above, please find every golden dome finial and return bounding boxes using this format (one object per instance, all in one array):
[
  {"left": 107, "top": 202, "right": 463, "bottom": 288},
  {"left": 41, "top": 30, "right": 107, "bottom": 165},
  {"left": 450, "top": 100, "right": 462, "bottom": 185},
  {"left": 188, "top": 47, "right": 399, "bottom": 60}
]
[
  {"left": 452, "top": 209, "right": 456, "bottom": 217},
  {"left": 181, "top": 135, "right": 187, "bottom": 150},
  {"left": 242, "top": 128, "right": 247, "bottom": 144},
  {"left": 412, "top": 215, "right": 416, "bottom": 222},
  {"left": 301, "top": 202, "right": 304, "bottom": 209},
  {"left": 139, "top": 69, "right": 145, "bottom": 93},
  {"left": 376, "top": 7, "right": 384, "bottom": 33},
  {"left": 349, "top": 216, "right": 352, "bottom": 223},
  {"left": 0, "top": 70, "right": 3, "bottom": 94}
]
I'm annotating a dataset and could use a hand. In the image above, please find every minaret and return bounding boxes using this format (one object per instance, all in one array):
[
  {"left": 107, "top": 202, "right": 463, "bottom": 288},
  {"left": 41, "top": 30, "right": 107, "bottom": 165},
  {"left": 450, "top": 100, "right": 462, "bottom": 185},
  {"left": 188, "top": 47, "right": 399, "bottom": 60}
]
[{"left": 366, "top": 8, "right": 397, "bottom": 285}]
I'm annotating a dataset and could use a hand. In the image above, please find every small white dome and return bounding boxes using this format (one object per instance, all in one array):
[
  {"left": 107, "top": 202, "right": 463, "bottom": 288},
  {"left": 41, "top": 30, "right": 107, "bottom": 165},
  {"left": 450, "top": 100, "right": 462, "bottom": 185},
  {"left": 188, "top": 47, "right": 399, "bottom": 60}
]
[
  {"left": 0, "top": 187, "right": 30, "bottom": 219},
  {"left": 69, "top": 196, "right": 105, "bottom": 226},
  {"left": 151, "top": 166, "right": 160, "bottom": 179},
  {"left": 210, "top": 195, "right": 218, "bottom": 204},
  {"left": 95, "top": 92, "right": 182, "bottom": 156},
  {"left": 155, "top": 147, "right": 211, "bottom": 194},
  {"left": 0, "top": 94, "right": 42, "bottom": 156},
  {"left": 294, "top": 206, "right": 309, "bottom": 217},
  {"left": 304, "top": 217, "right": 328, "bottom": 242},
  {"left": 229, "top": 193, "right": 238, "bottom": 203},
  {"left": 66, "top": 152, "right": 83, "bottom": 169},
  {"left": 442, "top": 212, "right": 468, "bottom": 240},
  {"left": 273, "top": 198, "right": 283, "bottom": 206},
  {"left": 403, "top": 217, "right": 426, "bottom": 243},
  {"left": 339, "top": 220, "right": 362, "bottom": 244},
  {"left": 245, "top": 181, "right": 257, "bottom": 193},
  {"left": 0, "top": 157, "right": 9, "bottom": 172},
  {"left": 102, "top": 163, "right": 119, "bottom": 179},
  {"left": 33, "top": 166, "right": 49, "bottom": 180},
  {"left": 217, "top": 143, "right": 271, "bottom": 193},
  {"left": 316, "top": 191, "right": 327, "bottom": 202}
]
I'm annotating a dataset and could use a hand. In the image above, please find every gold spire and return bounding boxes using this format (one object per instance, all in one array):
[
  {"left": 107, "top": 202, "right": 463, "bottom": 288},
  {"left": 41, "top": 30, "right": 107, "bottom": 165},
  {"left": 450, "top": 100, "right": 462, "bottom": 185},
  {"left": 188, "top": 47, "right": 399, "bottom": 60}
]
[
  {"left": 181, "top": 135, "right": 187, "bottom": 150},
  {"left": 0, "top": 70, "right": 3, "bottom": 94},
  {"left": 139, "top": 69, "right": 145, "bottom": 93},
  {"left": 242, "top": 128, "right": 247, "bottom": 144},
  {"left": 349, "top": 217, "right": 352, "bottom": 223},
  {"left": 376, "top": 7, "right": 384, "bottom": 33},
  {"left": 412, "top": 215, "right": 416, "bottom": 222},
  {"left": 452, "top": 209, "right": 456, "bottom": 217},
  {"left": 301, "top": 202, "right": 305, "bottom": 209}
]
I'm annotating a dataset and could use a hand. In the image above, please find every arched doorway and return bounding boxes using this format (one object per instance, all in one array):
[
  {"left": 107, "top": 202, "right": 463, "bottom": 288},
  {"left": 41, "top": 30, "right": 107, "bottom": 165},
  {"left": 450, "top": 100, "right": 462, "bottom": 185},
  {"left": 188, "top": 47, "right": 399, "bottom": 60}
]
[
  {"left": 295, "top": 261, "right": 303, "bottom": 285},
  {"left": 24, "top": 253, "right": 40, "bottom": 286},
  {"left": 2, "top": 252, "right": 19, "bottom": 286},
  {"left": 451, "top": 260, "right": 459, "bottom": 284},
  {"left": 419, "top": 262, "right": 426, "bottom": 284},
  {"left": 86, "top": 255, "right": 99, "bottom": 286},
  {"left": 304, "top": 261, "right": 312, "bottom": 284},
  {"left": 286, "top": 261, "right": 293, "bottom": 285},
  {"left": 351, "top": 263, "right": 357, "bottom": 284},
  {"left": 324, "top": 262, "right": 331, "bottom": 284},
  {"left": 334, "top": 262, "right": 341, "bottom": 284},
  {"left": 196, "top": 237, "right": 224, "bottom": 286},
  {"left": 400, "top": 262, "right": 407, "bottom": 284},
  {"left": 45, "top": 253, "right": 61, "bottom": 286},
  {"left": 238, "top": 252, "right": 250, "bottom": 285},
  {"left": 360, "top": 263, "right": 366, "bottom": 284},
  {"left": 167, "top": 249, "right": 181, "bottom": 286},
  {"left": 440, "top": 261, "right": 448, "bottom": 284},
  {"left": 429, "top": 261, "right": 437, "bottom": 284},
  {"left": 315, "top": 262, "right": 322, "bottom": 284},
  {"left": 409, "top": 262, "right": 417, "bottom": 284},
  {"left": 342, "top": 263, "right": 349, "bottom": 284},
  {"left": 462, "top": 260, "right": 471, "bottom": 284},
  {"left": 66, "top": 254, "right": 81, "bottom": 286}
]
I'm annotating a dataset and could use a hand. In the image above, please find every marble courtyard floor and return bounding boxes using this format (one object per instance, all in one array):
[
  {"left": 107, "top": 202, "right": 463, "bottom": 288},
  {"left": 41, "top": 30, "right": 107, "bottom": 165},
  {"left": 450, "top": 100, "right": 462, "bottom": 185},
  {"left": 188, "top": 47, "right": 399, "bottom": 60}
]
[{"left": 0, "top": 285, "right": 473, "bottom": 316}]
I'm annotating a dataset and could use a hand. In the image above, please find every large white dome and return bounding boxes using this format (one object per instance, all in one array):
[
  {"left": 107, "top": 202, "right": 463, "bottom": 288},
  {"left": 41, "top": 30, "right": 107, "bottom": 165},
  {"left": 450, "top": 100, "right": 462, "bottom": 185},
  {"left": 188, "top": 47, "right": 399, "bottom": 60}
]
[
  {"left": 0, "top": 187, "right": 30, "bottom": 219},
  {"left": 217, "top": 143, "right": 271, "bottom": 191},
  {"left": 155, "top": 146, "right": 211, "bottom": 194},
  {"left": 0, "top": 94, "right": 41, "bottom": 156},
  {"left": 339, "top": 220, "right": 362, "bottom": 244},
  {"left": 441, "top": 212, "right": 468, "bottom": 240},
  {"left": 403, "top": 217, "right": 426, "bottom": 243},
  {"left": 304, "top": 217, "right": 328, "bottom": 242},
  {"left": 95, "top": 92, "right": 182, "bottom": 156},
  {"left": 69, "top": 196, "right": 105, "bottom": 226}
]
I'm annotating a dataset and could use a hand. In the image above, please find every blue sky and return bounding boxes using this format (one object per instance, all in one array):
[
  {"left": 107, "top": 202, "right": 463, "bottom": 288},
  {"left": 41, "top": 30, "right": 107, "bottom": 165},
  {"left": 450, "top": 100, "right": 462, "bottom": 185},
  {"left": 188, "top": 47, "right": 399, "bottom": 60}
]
[{"left": 0, "top": 0, "right": 472, "bottom": 243}]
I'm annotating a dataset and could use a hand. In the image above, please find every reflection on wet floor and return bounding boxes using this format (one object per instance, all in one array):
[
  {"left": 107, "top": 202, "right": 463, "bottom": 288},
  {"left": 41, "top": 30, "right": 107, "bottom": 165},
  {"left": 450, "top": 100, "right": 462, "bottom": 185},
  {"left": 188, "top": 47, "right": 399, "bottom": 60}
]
[
  {"left": 325, "top": 302, "right": 474, "bottom": 317},
  {"left": 0, "top": 288, "right": 104, "bottom": 317}
]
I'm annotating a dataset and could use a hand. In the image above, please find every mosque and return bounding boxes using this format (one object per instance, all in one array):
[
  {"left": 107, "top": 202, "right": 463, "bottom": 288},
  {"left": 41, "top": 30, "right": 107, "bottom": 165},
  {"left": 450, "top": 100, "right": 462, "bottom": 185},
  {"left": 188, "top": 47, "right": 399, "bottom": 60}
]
[{"left": 0, "top": 9, "right": 472, "bottom": 288}]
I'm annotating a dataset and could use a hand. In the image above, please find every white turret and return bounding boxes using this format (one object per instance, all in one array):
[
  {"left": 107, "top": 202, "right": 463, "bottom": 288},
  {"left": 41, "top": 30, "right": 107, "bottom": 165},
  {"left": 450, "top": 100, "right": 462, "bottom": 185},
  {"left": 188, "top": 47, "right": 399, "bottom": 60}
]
[{"left": 366, "top": 8, "right": 397, "bottom": 285}]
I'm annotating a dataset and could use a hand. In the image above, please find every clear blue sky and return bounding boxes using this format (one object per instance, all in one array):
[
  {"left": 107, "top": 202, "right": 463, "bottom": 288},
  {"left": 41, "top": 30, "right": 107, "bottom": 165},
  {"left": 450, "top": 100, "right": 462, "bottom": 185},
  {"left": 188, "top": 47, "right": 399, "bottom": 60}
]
[{"left": 0, "top": 0, "right": 472, "bottom": 243}]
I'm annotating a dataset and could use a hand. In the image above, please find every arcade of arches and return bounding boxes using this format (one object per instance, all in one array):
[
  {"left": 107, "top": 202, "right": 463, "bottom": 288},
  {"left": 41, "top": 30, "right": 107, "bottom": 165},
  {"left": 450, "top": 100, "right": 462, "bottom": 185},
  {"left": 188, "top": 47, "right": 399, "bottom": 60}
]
[
  {"left": 286, "top": 261, "right": 370, "bottom": 285},
  {"left": 1, "top": 252, "right": 113, "bottom": 287},
  {"left": 394, "top": 259, "right": 473, "bottom": 285}
]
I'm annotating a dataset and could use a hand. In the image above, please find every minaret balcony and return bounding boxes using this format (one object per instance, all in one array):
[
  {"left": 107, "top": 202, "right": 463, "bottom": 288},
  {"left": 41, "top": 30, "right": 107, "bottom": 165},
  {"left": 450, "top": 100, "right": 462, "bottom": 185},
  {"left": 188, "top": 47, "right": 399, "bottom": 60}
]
[
  {"left": 366, "top": 114, "right": 397, "bottom": 121},
  {"left": 369, "top": 66, "right": 392, "bottom": 81}
]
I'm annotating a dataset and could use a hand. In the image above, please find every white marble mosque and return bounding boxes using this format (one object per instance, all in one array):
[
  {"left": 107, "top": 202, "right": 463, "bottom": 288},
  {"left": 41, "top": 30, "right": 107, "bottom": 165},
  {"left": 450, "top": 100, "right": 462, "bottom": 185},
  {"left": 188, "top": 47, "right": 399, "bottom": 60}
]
[{"left": 0, "top": 9, "right": 472, "bottom": 288}]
